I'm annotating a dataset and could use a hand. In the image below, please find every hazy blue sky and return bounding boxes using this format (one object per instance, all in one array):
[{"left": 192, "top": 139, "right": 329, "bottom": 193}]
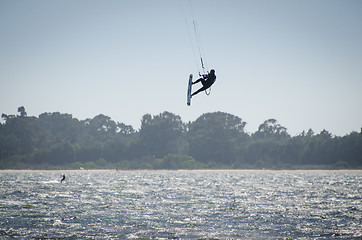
[{"left": 1, "top": 0, "right": 361, "bottom": 136}]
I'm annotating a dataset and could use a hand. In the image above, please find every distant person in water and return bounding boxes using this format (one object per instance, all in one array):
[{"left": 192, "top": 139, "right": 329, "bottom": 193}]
[
  {"left": 191, "top": 69, "right": 216, "bottom": 97},
  {"left": 60, "top": 174, "right": 65, "bottom": 183}
]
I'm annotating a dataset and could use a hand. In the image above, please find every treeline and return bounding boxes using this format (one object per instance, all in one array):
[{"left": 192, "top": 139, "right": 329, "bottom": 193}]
[{"left": 1, "top": 106, "right": 361, "bottom": 170}]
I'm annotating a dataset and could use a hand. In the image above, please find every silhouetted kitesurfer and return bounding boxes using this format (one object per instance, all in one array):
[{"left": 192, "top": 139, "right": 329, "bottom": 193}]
[
  {"left": 191, "top": 69, "right": 216, "bottom": 97},
  {"left": 60, "top": 174, "right": 65, "bottom": 183}
]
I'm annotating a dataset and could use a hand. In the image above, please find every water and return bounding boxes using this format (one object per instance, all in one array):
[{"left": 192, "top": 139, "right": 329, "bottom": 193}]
[{"left": 1, "top": 170, "right": 361, "bottom": 239}]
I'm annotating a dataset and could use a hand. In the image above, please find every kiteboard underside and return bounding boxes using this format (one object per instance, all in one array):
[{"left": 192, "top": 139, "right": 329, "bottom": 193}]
[{"left": 187, "top": 74, "right": 193, "bottom": 106}]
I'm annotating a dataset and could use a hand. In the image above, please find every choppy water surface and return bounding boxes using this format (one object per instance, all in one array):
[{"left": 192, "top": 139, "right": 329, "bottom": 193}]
[{"left": 0, "top": 170, "right": 361, "bottom": 239}]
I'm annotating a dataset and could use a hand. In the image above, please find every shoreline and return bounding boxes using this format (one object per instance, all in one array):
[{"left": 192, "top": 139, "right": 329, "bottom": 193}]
[{"left": 1, "top": 169, "right": 361, "bottom": 173}]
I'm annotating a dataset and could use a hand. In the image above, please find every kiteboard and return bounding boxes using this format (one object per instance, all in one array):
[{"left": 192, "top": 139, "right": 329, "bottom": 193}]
[{"left": 187, "top": 74, "right": 193, "bottom": 106}]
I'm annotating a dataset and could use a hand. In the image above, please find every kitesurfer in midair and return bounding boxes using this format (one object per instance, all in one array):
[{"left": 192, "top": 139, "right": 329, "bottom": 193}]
[
  {"left": 60, "top": 174, "right": 65, "bottom": 183},
  {"left": 191, "top": 69, "right": 216, "bottom": 97}
]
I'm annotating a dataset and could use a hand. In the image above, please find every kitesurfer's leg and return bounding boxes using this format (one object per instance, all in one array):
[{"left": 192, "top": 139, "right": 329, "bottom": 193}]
[
  {"left": 191, "top": 79, "right": 213, "bottom": 97},
  {"left": 191, "top": 86, "right": 207, "bottom": 97},
  {"left": 192, "top": 77, "right": 206, "bottom": 85}
]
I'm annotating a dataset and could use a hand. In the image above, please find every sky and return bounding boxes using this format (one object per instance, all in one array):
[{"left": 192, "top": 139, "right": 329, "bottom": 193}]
[{"left": 1, "top": 0, "right": 361, "bottom": 136}]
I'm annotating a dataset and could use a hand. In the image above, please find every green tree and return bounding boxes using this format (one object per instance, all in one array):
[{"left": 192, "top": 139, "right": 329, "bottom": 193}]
[
  {"left": 37, "top": 112, "right": 81, "bottom": 148},
  {"left": 82, "top": 114, "right": 117, "bottom": 143},
  {"left": 253, "top": 119, "right": 289, "bottom": 139},
  {"left": 17, "top": 106, "right": 27, "bottom": 117},
  {"left": 188, "top": 112, "right": 247, "bottom": 165},
  {"left": 139, "top": 111, "right": 186, "bottom": 159},
  {"left": 1, "top": 106, "right": 362, "bottom": 170},
  {"left": 246, "top": 119, "right": 291, "bottom": 168}
]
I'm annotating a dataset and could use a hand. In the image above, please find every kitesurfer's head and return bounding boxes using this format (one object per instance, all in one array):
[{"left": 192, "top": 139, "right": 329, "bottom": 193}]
[{"left": 210, "top": 69, "right": 215, "bottom": 74}]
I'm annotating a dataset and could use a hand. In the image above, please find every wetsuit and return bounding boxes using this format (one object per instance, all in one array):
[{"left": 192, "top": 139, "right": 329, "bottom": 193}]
[{"left": 191, "top": 71, "right": 216, "bottom": 97}]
